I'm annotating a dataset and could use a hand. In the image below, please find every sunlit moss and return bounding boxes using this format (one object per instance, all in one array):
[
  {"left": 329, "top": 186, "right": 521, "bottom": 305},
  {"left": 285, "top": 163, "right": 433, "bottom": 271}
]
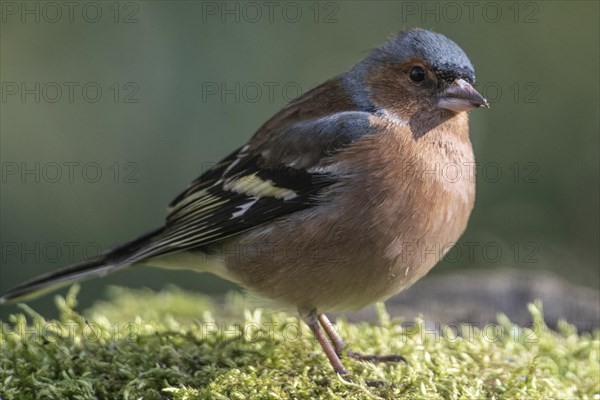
[{"left": 1, "top": 285, "right": 598, "bottom": 399}]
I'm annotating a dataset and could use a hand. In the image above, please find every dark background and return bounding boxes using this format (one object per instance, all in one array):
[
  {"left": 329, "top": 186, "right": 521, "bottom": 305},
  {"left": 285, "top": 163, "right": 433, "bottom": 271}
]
[{"left": 1, "top": 1, "right": 598, "bottom": 319}]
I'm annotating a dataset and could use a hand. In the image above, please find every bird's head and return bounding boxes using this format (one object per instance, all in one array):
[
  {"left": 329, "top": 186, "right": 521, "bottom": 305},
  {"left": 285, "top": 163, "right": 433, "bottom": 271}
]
[{"left": 345, "top": 28, "right": 488, "bottom": 129}]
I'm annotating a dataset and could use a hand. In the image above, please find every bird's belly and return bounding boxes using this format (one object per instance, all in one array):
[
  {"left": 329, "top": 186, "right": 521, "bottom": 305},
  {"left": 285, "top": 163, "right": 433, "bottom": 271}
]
[{"left": 222, "top": 182, "right": 473, "bottom": 312}]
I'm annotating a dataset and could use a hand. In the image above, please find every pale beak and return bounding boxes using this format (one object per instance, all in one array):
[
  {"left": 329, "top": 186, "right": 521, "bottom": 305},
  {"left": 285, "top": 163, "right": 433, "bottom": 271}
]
[{"left": 438, "top": 78, "right": 489, "bottom": 112}]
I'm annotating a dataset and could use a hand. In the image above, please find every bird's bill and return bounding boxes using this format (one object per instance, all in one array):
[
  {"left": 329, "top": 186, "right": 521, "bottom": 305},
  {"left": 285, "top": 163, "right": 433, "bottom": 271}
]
[{"left": 438, "top": 78, "right": 489, "bottom": 112}]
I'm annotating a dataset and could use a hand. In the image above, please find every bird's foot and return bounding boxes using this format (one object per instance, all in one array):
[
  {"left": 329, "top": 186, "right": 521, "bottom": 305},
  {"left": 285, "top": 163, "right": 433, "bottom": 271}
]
[{"left": 346, "top": 349, "right": 406, "bottom": 364}]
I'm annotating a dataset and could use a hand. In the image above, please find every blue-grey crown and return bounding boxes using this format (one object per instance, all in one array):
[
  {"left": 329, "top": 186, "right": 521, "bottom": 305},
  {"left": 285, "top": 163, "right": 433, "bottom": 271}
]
[
  {"left": 376, "top": 29, "right": 476, "bottom": 83},
  {"left": 342, "top": 29, "right": 476, "bottom": 112}
]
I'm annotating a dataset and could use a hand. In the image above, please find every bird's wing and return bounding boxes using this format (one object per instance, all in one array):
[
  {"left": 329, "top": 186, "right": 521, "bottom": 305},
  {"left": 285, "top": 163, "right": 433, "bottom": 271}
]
[{"left": 128, "top": 111, "right": 374, "bottom": 261}]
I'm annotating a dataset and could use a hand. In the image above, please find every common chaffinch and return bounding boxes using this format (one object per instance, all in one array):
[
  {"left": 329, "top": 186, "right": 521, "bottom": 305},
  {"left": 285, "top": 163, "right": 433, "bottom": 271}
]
[{"left": 1, "top": 28, "right": 488, "bottom": 375}]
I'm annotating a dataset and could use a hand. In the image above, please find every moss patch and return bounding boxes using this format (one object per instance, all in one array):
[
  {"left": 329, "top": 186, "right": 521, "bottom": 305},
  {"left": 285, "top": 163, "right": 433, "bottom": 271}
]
[{"left": 1, "top": 285, "right": 598, "bottom": 399}]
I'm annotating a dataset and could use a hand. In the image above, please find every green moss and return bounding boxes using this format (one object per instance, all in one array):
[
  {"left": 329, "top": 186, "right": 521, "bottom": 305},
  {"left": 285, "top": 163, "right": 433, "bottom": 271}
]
[{"left": 1, "top": 285, "right": 598, "bottom": 399}]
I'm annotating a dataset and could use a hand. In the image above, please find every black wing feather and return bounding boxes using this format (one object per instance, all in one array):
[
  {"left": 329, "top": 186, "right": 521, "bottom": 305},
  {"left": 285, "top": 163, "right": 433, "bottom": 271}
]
[
  {"left": 126, "top": 111, "right": 373, "bottom": 262},
  {"left": 129, "top": 151, "right": 335, "bottom": 261}
]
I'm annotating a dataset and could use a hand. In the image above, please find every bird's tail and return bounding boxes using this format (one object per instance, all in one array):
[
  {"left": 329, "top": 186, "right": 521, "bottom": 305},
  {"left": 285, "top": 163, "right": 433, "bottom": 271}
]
[{"left": 0, "top": 227, "right": 165, "bottom": 305}]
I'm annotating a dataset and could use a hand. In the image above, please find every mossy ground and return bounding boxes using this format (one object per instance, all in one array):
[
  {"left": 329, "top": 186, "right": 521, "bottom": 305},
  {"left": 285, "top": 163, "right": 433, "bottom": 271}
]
[{"left": 1, "top": 285, "right": 598, "bottom": 399}]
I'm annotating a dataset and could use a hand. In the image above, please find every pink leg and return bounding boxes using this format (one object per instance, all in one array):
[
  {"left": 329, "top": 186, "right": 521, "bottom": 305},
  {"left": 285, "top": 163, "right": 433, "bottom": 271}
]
[
  {"left": 301, "top": 310, "right": 349, "bottom": 375},
  {"left": 318, "top": 313, "right": 346, "bottom": 355}
]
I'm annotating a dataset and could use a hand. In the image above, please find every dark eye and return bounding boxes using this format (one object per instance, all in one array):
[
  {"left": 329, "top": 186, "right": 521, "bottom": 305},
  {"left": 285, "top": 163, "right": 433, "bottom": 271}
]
[{"left": 409, "top": 66, "right": 426, "bottom": 83}]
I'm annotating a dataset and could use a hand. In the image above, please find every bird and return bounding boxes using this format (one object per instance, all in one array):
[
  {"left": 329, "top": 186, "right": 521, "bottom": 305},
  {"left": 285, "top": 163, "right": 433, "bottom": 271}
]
[{"left": 0, "top": 28, "right": 488, "bottom": 375}]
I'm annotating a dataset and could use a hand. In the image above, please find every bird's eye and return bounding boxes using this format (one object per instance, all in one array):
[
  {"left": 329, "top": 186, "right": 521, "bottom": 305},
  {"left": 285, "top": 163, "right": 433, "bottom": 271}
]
[{"left": 409, "top": 66, "right": 426, "bottom": 83}]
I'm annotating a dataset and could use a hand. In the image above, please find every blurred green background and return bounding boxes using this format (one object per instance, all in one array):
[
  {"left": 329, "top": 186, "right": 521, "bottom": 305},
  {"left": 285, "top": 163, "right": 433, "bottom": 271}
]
[{"left": 1, "top": 1, "right": 598, "bottom": 319}]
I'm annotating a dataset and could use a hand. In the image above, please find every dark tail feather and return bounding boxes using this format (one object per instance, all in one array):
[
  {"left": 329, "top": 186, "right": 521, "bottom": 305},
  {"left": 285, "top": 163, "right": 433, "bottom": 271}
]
[{"left": 0, "top": 227, "right": 165, "bottom": 305}]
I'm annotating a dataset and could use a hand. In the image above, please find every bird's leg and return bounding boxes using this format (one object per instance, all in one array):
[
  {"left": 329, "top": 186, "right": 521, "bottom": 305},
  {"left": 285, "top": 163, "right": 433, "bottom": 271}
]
[
  {"left": 318, "top": 313, "right": 406, "bottom": 363},
  {"left": 317, "top": 313, "right": 346, "bottom": 355},
  {"left": 300, "top": 309, "right": 349, "bottom": 375}
]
